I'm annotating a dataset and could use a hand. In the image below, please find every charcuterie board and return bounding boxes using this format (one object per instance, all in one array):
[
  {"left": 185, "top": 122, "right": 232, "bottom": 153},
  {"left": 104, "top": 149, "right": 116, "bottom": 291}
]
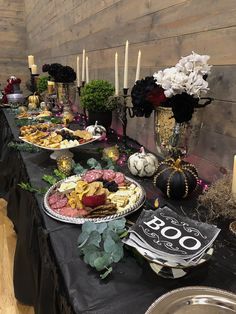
[{"left": 43, "top": 170, "right": 146, "bottom": 224}]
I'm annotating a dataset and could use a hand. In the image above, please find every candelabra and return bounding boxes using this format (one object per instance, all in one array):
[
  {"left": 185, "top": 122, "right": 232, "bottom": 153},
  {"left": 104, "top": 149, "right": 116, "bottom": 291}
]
[
  {"left": 77, "top": 80, "right": 85, "bottom": 96},
  {"left": 108, "top": 88, "right": 135, "bottom": 145}
]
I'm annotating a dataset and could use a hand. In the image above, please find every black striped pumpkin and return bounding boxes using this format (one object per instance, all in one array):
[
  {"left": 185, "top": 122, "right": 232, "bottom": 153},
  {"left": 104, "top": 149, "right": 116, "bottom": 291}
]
[{"left": 153, "top": 158, "right": 198, "bottom": 199}]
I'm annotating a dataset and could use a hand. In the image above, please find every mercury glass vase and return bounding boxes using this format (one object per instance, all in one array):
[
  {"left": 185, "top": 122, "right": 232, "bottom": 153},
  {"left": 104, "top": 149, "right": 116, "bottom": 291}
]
[
  {"left": 154, "top": 106, "right": 202, "bottom": 158},
  {"left": 55, "top": 82, "right": 77, "bottom": 119},
  {"left": 55, "top": 82, "right": 76, "bottom": 106}
]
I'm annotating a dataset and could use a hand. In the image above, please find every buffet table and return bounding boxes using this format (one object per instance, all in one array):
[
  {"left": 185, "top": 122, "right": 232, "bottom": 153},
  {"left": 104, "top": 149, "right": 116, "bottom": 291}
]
[{"left": 1, "top": 108, "right": 236, "bottom": 314}]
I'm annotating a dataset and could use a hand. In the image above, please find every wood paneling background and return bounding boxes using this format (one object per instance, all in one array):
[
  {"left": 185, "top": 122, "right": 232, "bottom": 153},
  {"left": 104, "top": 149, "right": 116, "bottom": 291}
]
[
  {"left": 23, "top": 0, "right": 236, "bottom": 180},
  {"left": 0, "top": 0, "right": 28, "bottom": 89}
]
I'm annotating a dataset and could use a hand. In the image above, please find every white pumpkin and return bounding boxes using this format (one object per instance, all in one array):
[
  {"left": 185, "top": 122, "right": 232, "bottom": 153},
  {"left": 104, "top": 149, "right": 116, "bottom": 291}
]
[
  {"left": 128, "top": 147, "right": 158, "bottom": 177},
  {"left": 86, "top": 121, "right": 106, "bottom": 137}
]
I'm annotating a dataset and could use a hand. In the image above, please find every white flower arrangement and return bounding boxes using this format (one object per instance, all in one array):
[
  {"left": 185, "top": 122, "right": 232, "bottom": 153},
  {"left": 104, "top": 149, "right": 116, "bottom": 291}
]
[{"left": 153, "top": 52, "right": 211, "bottom": 98}]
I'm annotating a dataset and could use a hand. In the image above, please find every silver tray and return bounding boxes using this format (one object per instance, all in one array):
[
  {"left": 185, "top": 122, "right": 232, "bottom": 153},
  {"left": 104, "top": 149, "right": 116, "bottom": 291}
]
[
  {"left": 43, "top": 175, "right": 146, "bottom": 224},
  {"left": 145, "top": 286, "right": 236, "bottom": 314}
]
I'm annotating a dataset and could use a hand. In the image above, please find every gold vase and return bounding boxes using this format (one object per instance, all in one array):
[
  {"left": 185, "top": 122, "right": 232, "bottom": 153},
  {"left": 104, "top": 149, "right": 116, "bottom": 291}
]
[{"left": 154, "top": 107, "right": 201, "bottom": 157}]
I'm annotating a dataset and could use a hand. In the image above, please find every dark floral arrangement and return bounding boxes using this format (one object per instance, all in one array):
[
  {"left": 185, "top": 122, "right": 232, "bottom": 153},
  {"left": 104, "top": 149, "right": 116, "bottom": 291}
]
[
  {"left": 42, "top": 63, "right": 76, "bottom": 83},
  {"left": 131, "top": 76, "right": 166, "bottom": 118},
  {"left": 131, "top": 52, "right": 212, "bottom": 123},
  {"left": 2, "top": 76, "right": 21, "bottom": 103}
]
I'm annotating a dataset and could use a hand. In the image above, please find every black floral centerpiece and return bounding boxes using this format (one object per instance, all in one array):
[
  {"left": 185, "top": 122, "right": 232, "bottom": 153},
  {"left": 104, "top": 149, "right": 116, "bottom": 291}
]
[
  {"left": 131, "top": 52, "right": 213, "bottom": 157},
  {"left": 42, "top": 63, "right": 76, "bottom": 83}
]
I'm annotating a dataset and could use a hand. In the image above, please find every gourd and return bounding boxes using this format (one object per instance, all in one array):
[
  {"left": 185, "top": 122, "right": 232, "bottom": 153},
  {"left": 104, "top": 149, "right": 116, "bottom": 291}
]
[
  {"left": 18, "top": 105, "right": 27, "bottom": 113},
  {"left": 153, "top": 158, "right": 198, "bottom": 199},
  {"left": 86, "top": 121, "right": 106, "bottom": 136},
  {"left": 62, "top": 111, "right": 74, "bottom": 124},
  {"left": 28, "top": 102, "right": 37, "bottom": 110},
  {"left": 128, "top": 147, "right": 158, "bottom": 177},
  {"left": 28, "top": 92, "right": 40, "bottom": 106},
  {"left": 40, "top": 101, "right": 47, "bottom": 110}
]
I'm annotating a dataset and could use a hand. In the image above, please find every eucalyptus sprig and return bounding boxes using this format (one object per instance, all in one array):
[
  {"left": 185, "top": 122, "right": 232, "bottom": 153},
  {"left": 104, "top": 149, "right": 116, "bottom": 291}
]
[
  {"left": 77, "top": 218, "right": 127, "bottom": 279},
  {"left": 42, "top": 170, "right": 66, "bottom": 187},
  {"left": 53, "top": 169, "right": 67, "bottom": 180},
  {"left": 18, "top": 182, "right": 46, "bottom": 194},
  {"left": 42, "top": 174, "right": 58, "bottom": 186}
]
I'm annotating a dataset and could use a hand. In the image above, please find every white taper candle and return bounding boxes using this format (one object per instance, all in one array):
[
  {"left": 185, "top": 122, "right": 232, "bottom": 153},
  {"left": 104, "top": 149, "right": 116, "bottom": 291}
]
[
  {"left": 123, "top": 40, "right": 129, "bottom": 89},
  {"left": 86, "top": 56, "right": 89, "bottom": 84},
  {"left": 76, "top": 56, "right": 80, "bottom": 87},
  {"left": 135, "top": 50, "right": 141, "bottom": 82},
  {"left": 115, "top": 52, "right": 119, "bottom": 96},
  {"left": 82, "top": 49, "right": 85, "bottom": 82}
]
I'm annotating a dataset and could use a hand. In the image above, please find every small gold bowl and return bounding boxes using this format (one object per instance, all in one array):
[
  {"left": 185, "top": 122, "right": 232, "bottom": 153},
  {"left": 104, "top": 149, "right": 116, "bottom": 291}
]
[{"left": 229, "top": 221, "right": 236, "bottom": 236}]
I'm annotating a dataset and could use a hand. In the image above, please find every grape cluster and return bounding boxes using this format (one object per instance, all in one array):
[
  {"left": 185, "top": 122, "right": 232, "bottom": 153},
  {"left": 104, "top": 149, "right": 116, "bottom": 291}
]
[
  {"left": 98, "top": 179, "right": 119, "bottom": 192},
  {"left": 57, "top": 129, "right": 78, "bottom": 141}
]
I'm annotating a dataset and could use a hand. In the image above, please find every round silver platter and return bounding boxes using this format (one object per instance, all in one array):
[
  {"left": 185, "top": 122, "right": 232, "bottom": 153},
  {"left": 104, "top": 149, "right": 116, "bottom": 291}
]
[
  {"left": 43, "top": 175, "right": 146, "bottom": 224},
  {"left": 145, "top": 286, "right": 236, "bottom": 314}
]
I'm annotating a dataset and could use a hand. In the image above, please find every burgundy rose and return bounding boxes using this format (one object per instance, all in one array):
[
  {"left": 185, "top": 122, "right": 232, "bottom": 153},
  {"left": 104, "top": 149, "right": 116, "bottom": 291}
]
[{"left": 146, "top": 86, "right": 166, "bottom": 107}]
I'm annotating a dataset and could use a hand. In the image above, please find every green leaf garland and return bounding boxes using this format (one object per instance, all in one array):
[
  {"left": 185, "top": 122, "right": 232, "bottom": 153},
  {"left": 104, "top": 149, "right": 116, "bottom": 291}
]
[
  {"left": 18, "top": 182, "right": 46, "bottom": 194},
  {"left": 8, "top": 141, "right": 42, "bottom": 153}
]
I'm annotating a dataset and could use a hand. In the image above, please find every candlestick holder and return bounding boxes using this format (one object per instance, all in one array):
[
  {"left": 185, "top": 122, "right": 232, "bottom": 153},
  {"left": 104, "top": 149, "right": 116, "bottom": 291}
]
[
  {"left": 28, "top": 68, "right": 39, "bottom": 93},
  {"left": 77, "top": 80, "right": 87, "bottom": 123},
  {"left": 77, "top": 81, "right": 86, "bottom": 96},
  {"left": 107, "top": 88, "right": 135, "bottom": 145}
]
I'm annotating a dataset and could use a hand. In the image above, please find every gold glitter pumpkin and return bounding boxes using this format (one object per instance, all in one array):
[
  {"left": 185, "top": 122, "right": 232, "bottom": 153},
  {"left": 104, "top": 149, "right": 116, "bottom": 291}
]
[
  {"left": 153, "top": 158, "right": 198, "bottom": 199},
  {"left": 57, "top": 155, "right": 73, "bottom": 176},
  {"left": 28, "top": 102, "right": 37, "bottom": 110},
  {"left": 28, "top": 92, "right": 40, "bottom": 106}
]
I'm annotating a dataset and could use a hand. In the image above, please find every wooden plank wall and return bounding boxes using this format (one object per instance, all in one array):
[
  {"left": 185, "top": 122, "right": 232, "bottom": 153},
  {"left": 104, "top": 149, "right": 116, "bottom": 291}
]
[
  {"left": 24, "top": 0, "right": 236, "bottom": 180},
  {"left": 0, "top": 0, "right": 28, "bottom": 89}
]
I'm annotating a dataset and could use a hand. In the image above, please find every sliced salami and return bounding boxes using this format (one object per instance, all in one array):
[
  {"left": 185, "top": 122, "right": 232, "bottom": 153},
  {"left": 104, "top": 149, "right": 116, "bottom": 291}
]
[
  {"left": 82, "top": 170, "right": 103, "bottom": 183},
  {"left": 59, "top": 207, "right": 79, "bottom": 217},
  {"left": 77, "top": 208, "right": 89, "bottom": 217},
  {"left": 51, "top": 197, "right": 68, "bottom": 209},
  {"left": 48, "top": 192, "right": 61, "bottom": 205},
  {"left": 102, "top": 170, "right": 116, "bottom": 181},
  {"left": 114, "top": 172, "right": 125, "bottom": 185}
]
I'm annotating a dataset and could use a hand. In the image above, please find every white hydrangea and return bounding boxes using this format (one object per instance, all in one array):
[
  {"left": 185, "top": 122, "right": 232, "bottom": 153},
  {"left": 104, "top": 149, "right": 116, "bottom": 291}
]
[
  {"left": 176, "top": 51, "right": 211, "bottom": 75},
  {"left": 153, "top": 52, "right": 211, "bottom": 98}
]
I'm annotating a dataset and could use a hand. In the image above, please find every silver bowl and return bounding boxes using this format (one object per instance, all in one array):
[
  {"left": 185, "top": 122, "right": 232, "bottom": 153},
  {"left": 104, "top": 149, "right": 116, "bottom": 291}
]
[
  {"left": 145, "top": 286, "right": 236, "bottom": 314},
  {"left": 7, "top": 93, "right": 25, "bottom": 105}
]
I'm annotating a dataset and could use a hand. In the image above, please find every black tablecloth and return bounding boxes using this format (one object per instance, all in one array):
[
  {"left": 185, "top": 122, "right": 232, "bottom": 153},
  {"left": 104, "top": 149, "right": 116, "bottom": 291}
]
[{"left": 1, "top": 109, "right": 236, "bottom": 314}]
